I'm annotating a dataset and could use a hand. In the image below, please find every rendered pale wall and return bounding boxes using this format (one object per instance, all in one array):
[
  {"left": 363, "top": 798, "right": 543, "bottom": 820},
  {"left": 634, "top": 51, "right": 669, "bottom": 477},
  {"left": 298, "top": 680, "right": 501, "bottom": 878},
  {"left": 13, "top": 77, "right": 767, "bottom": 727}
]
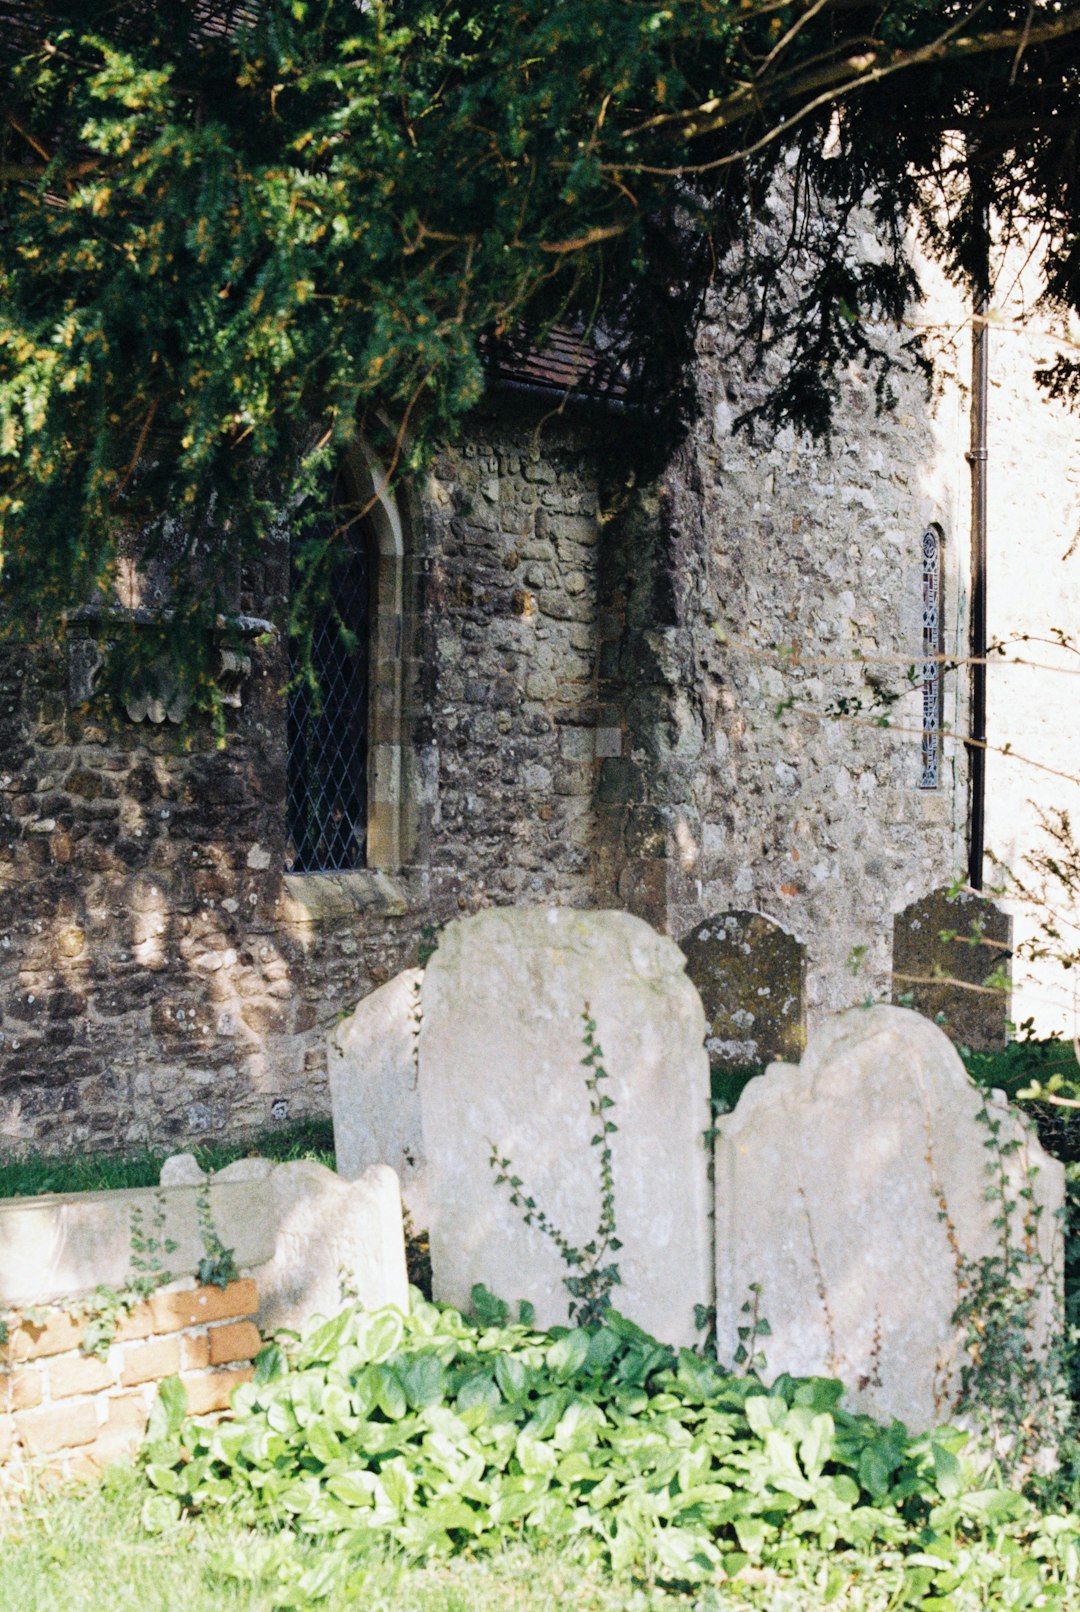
[{"left": 974, "top": 257, "right": 1080, "bottom": 1036}]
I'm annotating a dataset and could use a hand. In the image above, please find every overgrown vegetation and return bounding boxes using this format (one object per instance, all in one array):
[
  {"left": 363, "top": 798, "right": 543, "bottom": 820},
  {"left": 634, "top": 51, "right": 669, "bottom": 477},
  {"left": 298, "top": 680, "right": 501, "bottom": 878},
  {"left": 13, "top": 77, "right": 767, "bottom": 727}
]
[
  {"left": 128, "top": 1293, "right": 1080, "bottom": 1607},
  {"left": 3, "top": 2, "right": 1080, "bottom": 706}
]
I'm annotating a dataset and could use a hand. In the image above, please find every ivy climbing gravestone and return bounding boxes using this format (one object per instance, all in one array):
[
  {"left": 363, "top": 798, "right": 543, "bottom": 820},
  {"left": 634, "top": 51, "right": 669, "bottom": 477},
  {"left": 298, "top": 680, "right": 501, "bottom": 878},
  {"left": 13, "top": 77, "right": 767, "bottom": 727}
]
[
  {"left": 680, "top": 911, "right": 806, "bottom": 1069},
  {"left": 891, "top": 887, "right": 1011, "bottom": 1052},
  {"left": 714, "top": 1005, "right": 1063, "bottom": 1434},
  {"left": 418, "top": 907, "right": 713, "bottom": 1345}
]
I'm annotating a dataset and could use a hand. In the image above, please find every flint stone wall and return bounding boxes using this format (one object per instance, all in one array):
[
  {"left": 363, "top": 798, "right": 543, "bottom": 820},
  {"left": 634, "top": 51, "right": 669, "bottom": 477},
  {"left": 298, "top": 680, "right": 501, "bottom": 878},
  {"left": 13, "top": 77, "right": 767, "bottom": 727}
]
[
  {"left": 418, "top": 907, "right": 713, "bottom": 1345},
  {"left": 0, "top": 407, "right": 609, "bottom": 1152},
  {"left": 714, "top": 1004, "right": 1064, "bottom": 1431}
]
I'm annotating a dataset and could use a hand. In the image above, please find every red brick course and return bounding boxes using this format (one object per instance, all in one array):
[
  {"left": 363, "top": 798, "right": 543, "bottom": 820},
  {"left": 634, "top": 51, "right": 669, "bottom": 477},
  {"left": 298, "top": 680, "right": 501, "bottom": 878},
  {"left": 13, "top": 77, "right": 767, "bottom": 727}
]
[
  {"left": 208, "top": 1320, "right": 261, "bottom": 1367},
  {"left": 15, "top": 1401, "right": 99, "bottom": 1456},
  {"left": 49, "top": 1353, "right": 116, "bottom": 1400},
  {"left": 150, "top": 1280, "right": 257, "bottom": 1332},
  {"left": 1, "top": 1279, "right": 262, "bottom": 1479},
  {"left": 184, "top": 1367, "right": 254, "bottom": 1417},
  {"left": 120, "top": 1336, "right": 181, "bottom": 1387}
]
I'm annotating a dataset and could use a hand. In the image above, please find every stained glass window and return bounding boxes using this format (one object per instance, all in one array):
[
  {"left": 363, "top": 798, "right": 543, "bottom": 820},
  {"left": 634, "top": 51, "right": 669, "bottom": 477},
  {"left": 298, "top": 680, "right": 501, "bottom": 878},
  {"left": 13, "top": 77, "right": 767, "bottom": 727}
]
[{"left": 919, "top": 525, "right": 943, "bottom": 790}]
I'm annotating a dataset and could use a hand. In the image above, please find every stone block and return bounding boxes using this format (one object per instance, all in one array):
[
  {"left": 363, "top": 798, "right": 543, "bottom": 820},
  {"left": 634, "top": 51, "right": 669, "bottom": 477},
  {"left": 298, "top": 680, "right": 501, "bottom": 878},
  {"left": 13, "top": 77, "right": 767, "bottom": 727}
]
[
  {"left": 330, "top": 967, "right": 427, "bottom": 1224},
  {"left": 8, "top": 1309, "right": 83, "bottom": 1361},
  {"left": 150, "top": 1280, "right": 257, "bottom": 1333},
  {"left": 182, "top": 1367, "right": 254, "bottom": 1416},
  {"left": 715, "top": 1005, "right": 1064, "bottom": 1432},
  {"left": 0, "top": 1369, "right": 43, "bottom": 1412},
  {"left": 120, "top": 1336, "right": 181, "bottom": 1387},
  {"left": 49, "top": 1352, "right": 116, "bottom": 1400},
  {"left": 680, "top": 911, "right": 806, "bottom": 1071},
  {"left": 892, "top": 887, "right": 1011, "bottom": 1052},
  {"left": 419, "top": 908, "right": 713, "bottom": 1345},
  {"left": 255, "top": 1160, "right": 409, "bottom": 1335},
  {"left": 207, "top": 1320, "right": 261, "bottom": 1366},
  {"left": 180, "top": 1334, "right": 211, "bottom": 1371},
  {"left": 15, "top": 1399, "right": 98, "bottom": 1456}
]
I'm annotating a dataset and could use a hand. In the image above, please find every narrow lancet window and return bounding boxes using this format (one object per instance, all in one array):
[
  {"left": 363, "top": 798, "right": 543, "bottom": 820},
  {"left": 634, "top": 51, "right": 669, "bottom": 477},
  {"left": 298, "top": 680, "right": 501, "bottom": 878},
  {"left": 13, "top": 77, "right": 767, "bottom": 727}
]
[
  {"left": 919, "top": 524, "right": 943, "bottom": 790},
  {"left": 286, "top": 480, "right": 372, "bottom": 870}
]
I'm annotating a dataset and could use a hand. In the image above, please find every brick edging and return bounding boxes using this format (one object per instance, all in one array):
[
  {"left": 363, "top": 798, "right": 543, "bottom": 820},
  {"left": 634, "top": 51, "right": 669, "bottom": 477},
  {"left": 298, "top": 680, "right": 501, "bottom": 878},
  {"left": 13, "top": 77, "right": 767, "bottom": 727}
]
[{"left": 1, "top": 1278, "right": 261, "bottom": 1480}]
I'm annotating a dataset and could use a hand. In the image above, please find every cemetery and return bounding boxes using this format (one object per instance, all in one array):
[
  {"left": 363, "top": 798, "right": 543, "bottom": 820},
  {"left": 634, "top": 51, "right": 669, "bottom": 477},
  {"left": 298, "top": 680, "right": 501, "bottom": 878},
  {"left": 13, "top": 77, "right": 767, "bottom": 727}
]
[
  {"left": 4, "top": 3, "right": 1080, "bottom": 1606},
  {"left": 3, "top": 901, "right": 1080, "bottom": 1608}
]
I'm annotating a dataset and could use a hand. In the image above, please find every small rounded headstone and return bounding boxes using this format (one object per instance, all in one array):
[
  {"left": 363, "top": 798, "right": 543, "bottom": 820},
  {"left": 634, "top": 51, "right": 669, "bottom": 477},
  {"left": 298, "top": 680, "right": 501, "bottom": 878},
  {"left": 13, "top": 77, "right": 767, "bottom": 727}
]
[{"left": 160, "top": 1152, "right": 207, "bottom": 1187}]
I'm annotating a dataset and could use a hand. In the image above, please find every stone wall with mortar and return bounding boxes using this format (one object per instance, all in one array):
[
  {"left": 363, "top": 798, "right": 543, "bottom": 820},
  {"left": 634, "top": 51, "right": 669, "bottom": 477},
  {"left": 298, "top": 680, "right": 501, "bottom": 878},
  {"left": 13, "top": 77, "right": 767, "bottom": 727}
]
[
  {"left": 598, "top": 235, "right": 1080, "bottom": 1036},
  {"left": 0, "top": 402, "right": 612, "bottom": 1152},
  {"left": 597, "top": 255, "right": 972, "bottom": 1022},
  {"left": 2, "top": 235, "right": 1076, "bottom": 1154}
]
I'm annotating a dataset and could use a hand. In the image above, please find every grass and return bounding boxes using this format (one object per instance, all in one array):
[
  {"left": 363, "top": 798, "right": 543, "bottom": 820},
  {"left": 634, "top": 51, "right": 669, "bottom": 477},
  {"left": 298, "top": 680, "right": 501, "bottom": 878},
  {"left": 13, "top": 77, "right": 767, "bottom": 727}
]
[
  {"left": 3, "top": 1043, "right": 1077, "bottom": 1203},
  {"left": 0, "top": 1464, "right": 977, "bottom": 1612},
  {"left": 0, "top": 1120, "right": 336, "bottom": 1200}
]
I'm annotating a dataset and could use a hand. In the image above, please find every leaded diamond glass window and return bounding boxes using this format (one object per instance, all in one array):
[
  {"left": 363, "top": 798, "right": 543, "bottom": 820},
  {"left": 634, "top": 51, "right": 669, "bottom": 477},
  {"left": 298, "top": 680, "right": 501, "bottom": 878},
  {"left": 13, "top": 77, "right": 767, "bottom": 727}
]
[
  {"left": 919, "top": 524, "right": 943, "bottom": 790},
  {"left": 286, "top": 484, "right": 371, "bottom": 871}
]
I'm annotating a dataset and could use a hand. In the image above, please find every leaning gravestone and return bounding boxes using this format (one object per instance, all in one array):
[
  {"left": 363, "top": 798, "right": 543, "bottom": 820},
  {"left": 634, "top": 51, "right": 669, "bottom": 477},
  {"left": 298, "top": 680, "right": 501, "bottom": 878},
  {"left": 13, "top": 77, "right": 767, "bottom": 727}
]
[
  {"left": 892, "top": 887, "right": 1011, "bottom": 1052},
  {"left": 154, "top": 1155, "right": 409, "bottom": 1334},
  {"left": 715, "top": 1004, "right": 1063, "bottom": 1432},
  {"left": 680, "top": 910, "right": 806, "bottom": 1068},
  {"left": 330, "top": 967, "right": 427, "bottom": 1226},
  {"left": 418, "top": 907, "right": 713, "bottom": 1346}
]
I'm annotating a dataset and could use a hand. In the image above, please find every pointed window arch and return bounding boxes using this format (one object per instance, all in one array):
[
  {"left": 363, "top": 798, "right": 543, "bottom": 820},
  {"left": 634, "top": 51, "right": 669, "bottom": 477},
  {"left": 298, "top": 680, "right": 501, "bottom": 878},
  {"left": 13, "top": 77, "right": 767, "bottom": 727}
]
[{"left": 285, "top": 445, "right": 406, "bottom": 874}]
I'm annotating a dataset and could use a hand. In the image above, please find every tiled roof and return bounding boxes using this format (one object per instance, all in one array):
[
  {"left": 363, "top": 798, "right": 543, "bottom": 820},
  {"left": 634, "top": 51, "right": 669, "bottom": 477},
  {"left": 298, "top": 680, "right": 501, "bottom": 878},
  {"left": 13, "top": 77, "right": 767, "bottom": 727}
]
[{"left": 485, "top": 325, "right": 630, "bottom": 403}]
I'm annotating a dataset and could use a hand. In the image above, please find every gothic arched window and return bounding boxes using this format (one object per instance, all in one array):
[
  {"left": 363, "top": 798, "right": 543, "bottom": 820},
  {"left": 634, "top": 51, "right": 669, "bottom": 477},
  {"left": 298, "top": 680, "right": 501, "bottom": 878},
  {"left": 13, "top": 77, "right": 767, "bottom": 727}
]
[{"left": 286, "top": 474, "right": 373, "bottom": 871}]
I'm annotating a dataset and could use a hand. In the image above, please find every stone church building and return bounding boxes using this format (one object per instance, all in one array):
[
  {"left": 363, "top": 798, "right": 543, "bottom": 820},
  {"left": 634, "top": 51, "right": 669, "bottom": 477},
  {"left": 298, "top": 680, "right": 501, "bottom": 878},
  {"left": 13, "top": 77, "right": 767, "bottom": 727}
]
[{"left": 1, "top": 242, "right": 1078, "bottom": 1153}]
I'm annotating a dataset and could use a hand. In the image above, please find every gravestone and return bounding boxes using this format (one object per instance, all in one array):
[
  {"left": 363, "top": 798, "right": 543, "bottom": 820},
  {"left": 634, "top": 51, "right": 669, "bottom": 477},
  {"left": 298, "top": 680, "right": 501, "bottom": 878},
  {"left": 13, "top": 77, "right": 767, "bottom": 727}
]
[
  {"left": 256, "top": 1160, "right": 408, "bottom": 1334},
  {"left": 714, "top": 1004, "right": 1063, "bottom": 1432},
  {"left": 680, "top": 911, "right": 806, "bottom": 1068},
  {"left": 418, "top": 907, "right": 712, "bottom": 1345},
  {"left": 330, "top": 967, "right": 427, "bottom": 1226},
  {"left": 892, "top": 887, "right": 1011, "bottom": 1052}
]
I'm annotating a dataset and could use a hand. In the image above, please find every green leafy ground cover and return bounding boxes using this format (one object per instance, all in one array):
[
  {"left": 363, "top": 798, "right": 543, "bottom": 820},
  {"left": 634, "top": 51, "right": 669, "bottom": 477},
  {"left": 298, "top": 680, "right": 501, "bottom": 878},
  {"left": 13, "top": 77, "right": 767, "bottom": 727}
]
[
  {"left": 6, "top": 1049, "right": 1080, "bottom": 1607},
  {"left": 123, "top": 1294, "right": 1080, "bottom": 1609}
]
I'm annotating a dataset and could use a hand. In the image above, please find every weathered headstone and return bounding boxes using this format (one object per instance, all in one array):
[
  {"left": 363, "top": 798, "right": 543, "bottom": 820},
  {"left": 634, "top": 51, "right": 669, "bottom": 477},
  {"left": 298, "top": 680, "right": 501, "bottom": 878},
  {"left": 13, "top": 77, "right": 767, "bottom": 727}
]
[
  {"left": 1, "top": 1158, "right": 409, "bottom": 1335},
  {"left": 418, "top": 907, "right": 713, "bottom": 1345},
  {"left": 680, "top": 911, "right": 806, "bottom": 1068},
  {"left": 256, "top": 1160, "right": 408, "bottom": 1334},
  {"left": 330, "top": 967, "right": 427, "bottom": 1226},
  {"left": 892, "top": 887, "right": 1011, "bottom": 1052},
  {"left": 715, "top": 1005, "right": 1063, "bottom": 1432}
]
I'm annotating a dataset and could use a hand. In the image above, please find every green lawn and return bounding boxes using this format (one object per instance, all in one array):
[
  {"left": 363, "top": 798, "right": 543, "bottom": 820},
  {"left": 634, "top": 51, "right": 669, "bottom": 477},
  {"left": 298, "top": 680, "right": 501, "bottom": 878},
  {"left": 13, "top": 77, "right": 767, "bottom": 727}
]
[
  {"left": 0, "top": 1120, "right": 336, "bottom": 1200},
  {"left": 0, "top": 1465, "right": 953, "bottom": 1612}
]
